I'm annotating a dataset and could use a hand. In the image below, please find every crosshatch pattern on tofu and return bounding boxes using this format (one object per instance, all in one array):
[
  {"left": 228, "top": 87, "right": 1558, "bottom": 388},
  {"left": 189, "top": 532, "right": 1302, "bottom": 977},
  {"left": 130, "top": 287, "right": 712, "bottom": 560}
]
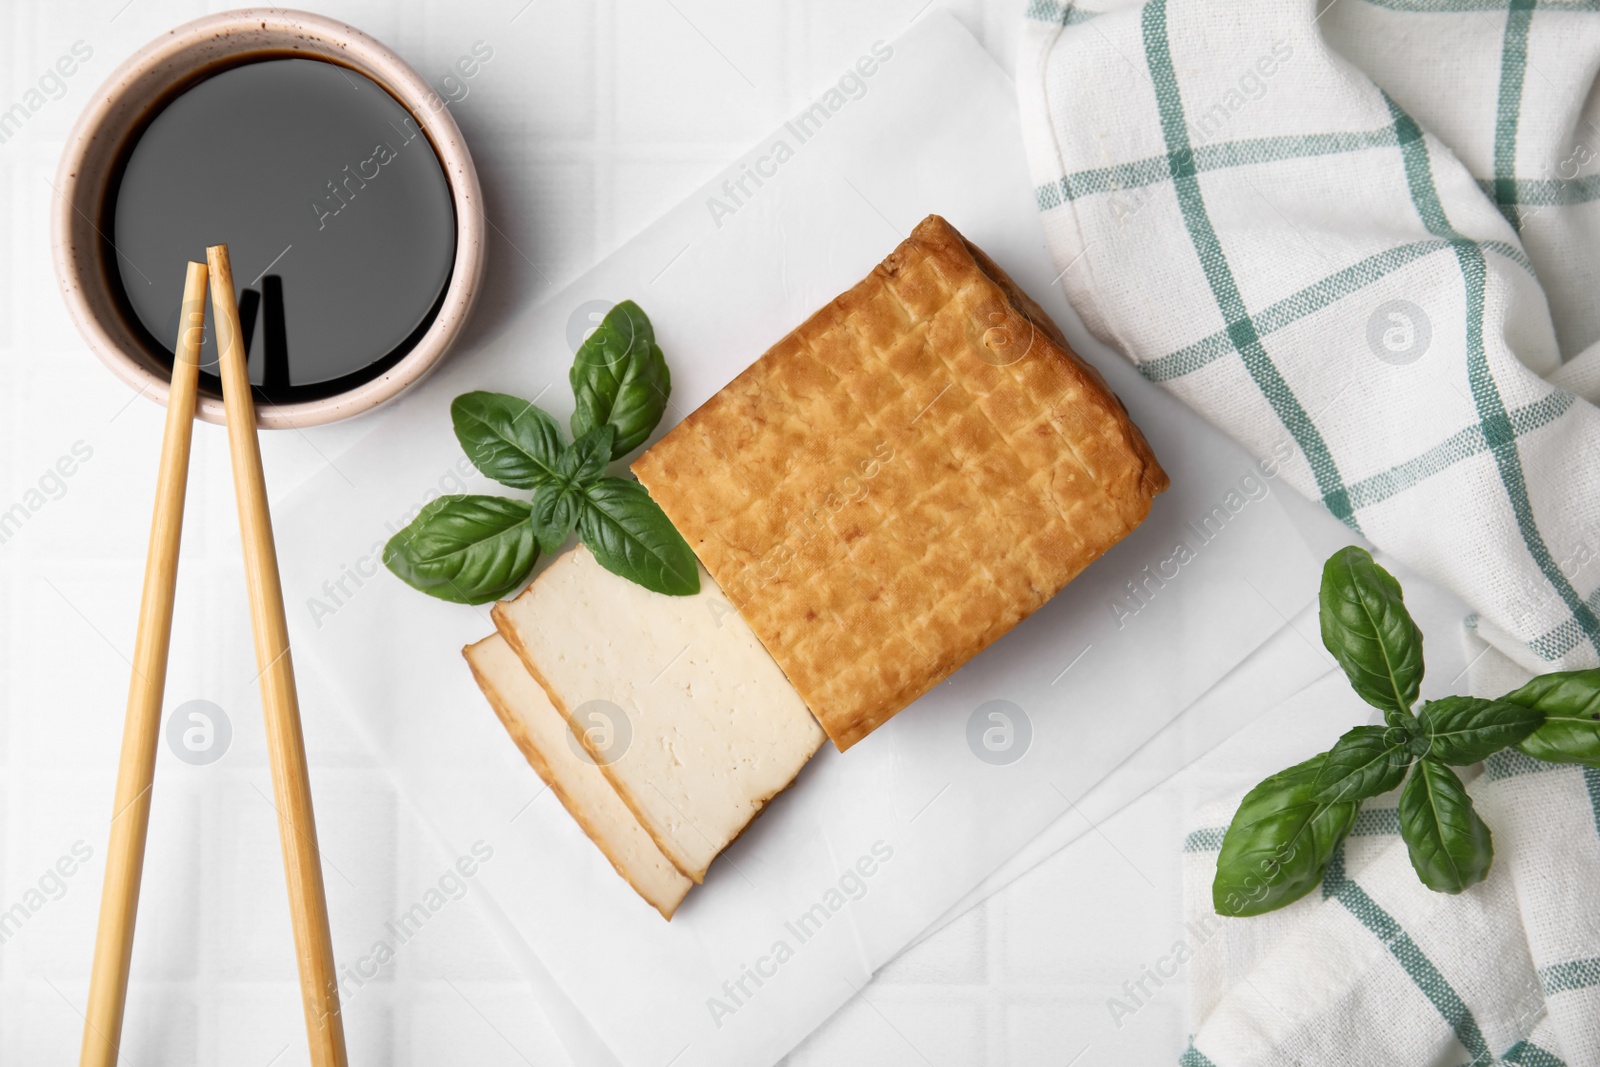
[{"left": 635, "top": 215, "right": 1168, "bottom": 751}]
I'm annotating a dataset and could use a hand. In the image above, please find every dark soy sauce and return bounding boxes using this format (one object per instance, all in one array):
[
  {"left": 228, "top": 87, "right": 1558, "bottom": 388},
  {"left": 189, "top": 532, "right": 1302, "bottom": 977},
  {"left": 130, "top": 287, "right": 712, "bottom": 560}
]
[{"left": 108, "top": 57, "right": 457, "bottom": 404}]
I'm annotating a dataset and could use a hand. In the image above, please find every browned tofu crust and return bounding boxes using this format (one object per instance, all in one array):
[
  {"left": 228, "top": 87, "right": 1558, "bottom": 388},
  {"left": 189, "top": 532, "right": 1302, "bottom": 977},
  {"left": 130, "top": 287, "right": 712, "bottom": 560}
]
[{"left": 633, "top": 215, "right": 1168, "bottom": 750}]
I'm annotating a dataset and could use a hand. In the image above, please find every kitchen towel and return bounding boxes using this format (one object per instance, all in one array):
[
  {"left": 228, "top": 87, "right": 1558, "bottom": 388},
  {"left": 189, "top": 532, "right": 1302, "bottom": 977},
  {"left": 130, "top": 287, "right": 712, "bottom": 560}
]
[
  {"left": 1017, "top": 0, "right": 1600, "bottom": 676},
  {"left": 1178, "top": 644, "right": 1600, "bottom": 1066},
  {"left": 1019, "top": 0, "right": 1600, "bottom": 1063}
]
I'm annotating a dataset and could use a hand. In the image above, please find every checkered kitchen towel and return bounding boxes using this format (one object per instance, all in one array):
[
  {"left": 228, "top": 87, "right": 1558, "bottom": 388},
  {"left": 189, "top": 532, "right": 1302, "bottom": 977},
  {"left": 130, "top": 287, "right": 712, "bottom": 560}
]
[
  {"left": 1175, "top": 647, "right": 1600, "bottom": 1067},
  {"left": 1017, "top": 0, "right": 1600, "bottom": 1063},
  {"left": 1018, "top": 0, "right": 1600, "bottom": 672}
]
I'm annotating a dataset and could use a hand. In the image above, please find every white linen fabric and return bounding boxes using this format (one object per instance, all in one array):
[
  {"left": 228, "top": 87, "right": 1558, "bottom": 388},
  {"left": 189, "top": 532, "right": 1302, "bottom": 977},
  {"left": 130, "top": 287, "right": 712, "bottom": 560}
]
[
  {"left": 1017, "top": 0, "right": 1600, "bottom": 675},
  {"left": 1180, "top": 731, "right": 1600, "bottom": 1067},
  {"left": 1019, "top": 2, "right": 1600, "bottom": 1063}
]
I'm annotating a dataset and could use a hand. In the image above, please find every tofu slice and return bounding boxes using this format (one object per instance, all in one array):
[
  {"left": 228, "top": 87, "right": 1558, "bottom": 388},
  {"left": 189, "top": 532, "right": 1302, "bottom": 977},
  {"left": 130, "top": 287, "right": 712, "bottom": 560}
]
[
  {"left": 491, "top": 544, "right": 826, "bottom": 882},
  {"left": 463, "top": 632, "right": 693, "bottom": 919}
]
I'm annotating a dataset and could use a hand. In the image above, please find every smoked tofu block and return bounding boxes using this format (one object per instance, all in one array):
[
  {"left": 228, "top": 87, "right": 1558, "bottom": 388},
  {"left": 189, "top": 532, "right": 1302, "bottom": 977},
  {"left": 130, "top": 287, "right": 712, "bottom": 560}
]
[
  {"left": 491, "top": 545, "right": 826, "bottom": 883},
  {"left": 632, "top": 214, "right": 1168, "bottom": 750},
  {"left": 463, "top": 633, "right": 692, "bottom": 920}
]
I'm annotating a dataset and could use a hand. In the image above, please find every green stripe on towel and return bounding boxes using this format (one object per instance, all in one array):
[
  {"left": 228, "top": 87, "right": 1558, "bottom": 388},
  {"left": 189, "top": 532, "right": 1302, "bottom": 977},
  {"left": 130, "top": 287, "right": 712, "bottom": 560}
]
[
  {"left": 1486, "top": 749, "right": 1557, "bottom": 780},
  {"left": 1491, "top": 0, "right": 1537, "bottom": 229},
  {"left": 1480, "top": 175, "right": 1600, "bottom": 207},
  {"left": 1139, "top": 239, "right": 1535, "bottom": 384},
  {"left": 1585, "top": 767, "right": 1600, "bottom": 839},
  {"left": 1500, "top": 1039, "right": 1569, "bottom": 1067},
  {"left": 1384, "top": 93, "right": 1600, "bottom": 661},
  {"left": 1538, "top": 956, "right": 1600, "bottom": 995},
  {"left": 1183, "top": 827, "right": 1227, "bottom": 852},
  {"left": 1343, "top": 392, "right": 1575, "bottom": 512},
  {"left": 1323, "top": 846, "right": 1494, "bottom": 1063},
  {"left": 1352, "top": 807, "right": 1402, "bottom": 835},
  {"left": 1141, "top": 0, "right": 1359, "bottom": 528},
  {"left": 1141, "top": 240, "right": 1451, "bottom": 382},
  {"left": 1024, "top": 0, "right": 1101, "bottom": 25},
  {"left": 1037, "top": 129, "right": 1400, "bottom": 211},
  {"left": 1529, "top": 584, "right": 1600, "bottom": 660}
]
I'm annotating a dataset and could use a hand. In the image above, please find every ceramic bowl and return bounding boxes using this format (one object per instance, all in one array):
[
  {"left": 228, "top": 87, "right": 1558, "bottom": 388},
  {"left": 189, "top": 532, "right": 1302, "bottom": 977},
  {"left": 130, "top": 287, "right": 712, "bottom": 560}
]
[{"left": 51, "top": 7, "right": 485, "bottom": 428}]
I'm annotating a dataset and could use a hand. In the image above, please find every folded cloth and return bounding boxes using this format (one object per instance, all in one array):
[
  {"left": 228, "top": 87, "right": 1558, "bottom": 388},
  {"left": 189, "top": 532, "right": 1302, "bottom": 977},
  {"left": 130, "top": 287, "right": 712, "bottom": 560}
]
[
  {"left": 1017, "top": 1, "right": 1600, "bottom": 1062},
  {"left": 1179, "top": 646, "right": 1600, "bottom": 1067},
  {"left": 1017, "top": 0, "right": 1600, "bottom": 675}
]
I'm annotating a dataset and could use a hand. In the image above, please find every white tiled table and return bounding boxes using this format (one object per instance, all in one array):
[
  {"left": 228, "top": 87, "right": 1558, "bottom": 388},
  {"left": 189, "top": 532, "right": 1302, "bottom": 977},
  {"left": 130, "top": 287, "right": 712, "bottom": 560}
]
[{"left": 0, "top": 2, "right": 1354, "bottom": 1062}]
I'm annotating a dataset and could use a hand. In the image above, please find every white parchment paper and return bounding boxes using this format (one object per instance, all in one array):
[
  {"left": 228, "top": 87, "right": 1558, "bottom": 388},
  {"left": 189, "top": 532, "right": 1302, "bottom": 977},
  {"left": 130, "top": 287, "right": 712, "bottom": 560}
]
[{"left": 276, "top": 15, "right": 1325, "bottom": 1066}]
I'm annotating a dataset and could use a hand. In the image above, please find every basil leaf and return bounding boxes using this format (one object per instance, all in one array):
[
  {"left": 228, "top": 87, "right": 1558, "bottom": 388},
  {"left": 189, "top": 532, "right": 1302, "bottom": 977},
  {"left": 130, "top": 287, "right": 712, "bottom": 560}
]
[
  {"left": 1213, "top": 753, "right": 1360, "bottom": 917},
  {"left": 577, "top": 478, "right": 699, "bottom": 596},
  {"left": 1398, "top": 758, "right": 1493, "bottom": 893},
  {"left": 451, "top": 391, "right": 565, "bottom": 489},
  {"left": 1318, "top": 547, "right": 1425, "bottom": 724},
  {"left": 383, "top": 495, "right": 537, "bottom": 605},
  {"left": 570, "top": 301, "right": 671, "bottom": 459},
  {"left": 1503, "top": 668, "right": 1600, "bottom": 767},
  {"left": 558, "top": 425, "right": 615, "bottom": 487},
  {"left": 531, "top": 486, "right": 583, "bottom": 556},
  {"left": 1418, "top": 696, "right": 1543, "bottom": 766},
  {"left": 1312, "top": 726, "right": 1412, "bottom": 803}
]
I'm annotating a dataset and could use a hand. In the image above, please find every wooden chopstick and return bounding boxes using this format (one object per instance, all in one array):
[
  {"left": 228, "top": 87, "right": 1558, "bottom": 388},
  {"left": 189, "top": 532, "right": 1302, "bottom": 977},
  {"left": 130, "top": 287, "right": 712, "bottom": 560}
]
[
  {"left": 80, "top": 261, "right": 208, "bottom": 1067},
  {"left": 206, "top": 244, "right": 348, "bottom": 1067}
]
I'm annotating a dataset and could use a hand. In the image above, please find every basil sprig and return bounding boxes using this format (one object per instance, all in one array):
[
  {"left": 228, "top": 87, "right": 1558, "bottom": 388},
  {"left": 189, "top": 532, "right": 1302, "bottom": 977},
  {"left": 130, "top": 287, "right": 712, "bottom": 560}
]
[
  {"left": 385, "top": 301, "right": 698, "bottom": 603},
  {"left": 1215, "top": 546, "right": 1600, "bottom": 915}
]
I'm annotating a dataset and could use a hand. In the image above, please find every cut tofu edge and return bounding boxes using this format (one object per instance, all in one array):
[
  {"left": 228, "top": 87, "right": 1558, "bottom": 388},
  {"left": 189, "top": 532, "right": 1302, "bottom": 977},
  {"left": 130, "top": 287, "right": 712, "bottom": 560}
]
[
  {"left": 463, "top": 632, "right": 692, "bottom": 919},
  {"left": 491, "top": 544, "right": 826, "bottom": 883}
]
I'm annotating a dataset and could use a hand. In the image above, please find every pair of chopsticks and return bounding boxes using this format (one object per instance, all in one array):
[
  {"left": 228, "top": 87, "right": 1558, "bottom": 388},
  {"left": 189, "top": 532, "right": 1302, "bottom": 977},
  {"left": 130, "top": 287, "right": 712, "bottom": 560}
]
[{"left": 79, "top": 247, "right": 348, "bottom": 1067}]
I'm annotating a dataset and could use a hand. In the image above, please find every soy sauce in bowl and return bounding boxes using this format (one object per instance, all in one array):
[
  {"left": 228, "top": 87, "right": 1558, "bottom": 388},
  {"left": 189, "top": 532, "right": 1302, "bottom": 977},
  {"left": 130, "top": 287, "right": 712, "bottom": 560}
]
[{"left": 108, "top": 57, "right": 457, "bottom": 405}]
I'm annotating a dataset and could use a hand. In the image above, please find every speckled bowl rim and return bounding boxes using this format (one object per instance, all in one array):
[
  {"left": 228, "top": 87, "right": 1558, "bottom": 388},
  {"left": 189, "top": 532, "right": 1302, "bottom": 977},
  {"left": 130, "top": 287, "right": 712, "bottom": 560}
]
[{"left": 51, "top": 8, "right": 486, "bottom": 429}]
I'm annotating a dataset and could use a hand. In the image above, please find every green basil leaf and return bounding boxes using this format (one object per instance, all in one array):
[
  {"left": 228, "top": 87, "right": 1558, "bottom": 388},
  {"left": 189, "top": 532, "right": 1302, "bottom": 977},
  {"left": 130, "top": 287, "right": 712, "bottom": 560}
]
[
  {"left": 577, "top": 477, "right": 699, "bottom": 596},
  {"left": 1311, "top": 726, "right": 1413, "bottom": 803},
  {"left": 1213, "top": 753, "right": 1360, "bottom": 917},
  {"left": 531, "top": 485, "right": 583, "bottom": 557},
  {"left": 1418, "top": 696, "right": 1543, "bottom": 766},
  {"left": 569, "top": 301, "right": 671, "bottom": 459},
  {"left": 1398, "top": 758, "right": 1493, "bottom": 893},
  {"left": 1318, "top": 547, "right": 1425, "bottom": 724},
  {"left": 558, "top": 425, "right": 615, "bottom": 487},
  {"left": 451, "top": 391, "right": 565, "bottom": 489},
  {"left": 383, "top": 496, "right": 537, "bottom": 605},
  {"left": 1503, "top": 668, "right": 1600, "bottom": 767}
]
